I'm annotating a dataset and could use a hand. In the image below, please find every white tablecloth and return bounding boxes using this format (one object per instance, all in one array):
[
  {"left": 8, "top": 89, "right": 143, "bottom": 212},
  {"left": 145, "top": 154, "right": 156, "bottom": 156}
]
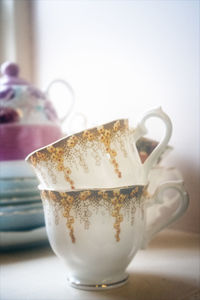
[{"left": 0, "top": 229, "right": 200, "bottom": 300}]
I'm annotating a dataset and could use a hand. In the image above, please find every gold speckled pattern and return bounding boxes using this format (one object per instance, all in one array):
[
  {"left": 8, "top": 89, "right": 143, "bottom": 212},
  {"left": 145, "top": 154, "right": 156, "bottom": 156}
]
[
  {"left": 29, "top": 120, "right": 129, "bottom": 190},
  {"left": 41, "top": 185, "right": 146, "bottom": 243}
]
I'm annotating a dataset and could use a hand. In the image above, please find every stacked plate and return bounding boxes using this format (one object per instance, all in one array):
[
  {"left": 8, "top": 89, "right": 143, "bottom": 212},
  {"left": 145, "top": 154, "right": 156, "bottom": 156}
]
[{"left": 0, "top": 160, "right": 47, "bottom": 250}]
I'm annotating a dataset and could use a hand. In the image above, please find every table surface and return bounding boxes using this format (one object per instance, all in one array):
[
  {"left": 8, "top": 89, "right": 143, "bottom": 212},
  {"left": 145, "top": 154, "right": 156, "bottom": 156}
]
[{"left": 0, "top": 229, "right": 200, "bottom": 300}]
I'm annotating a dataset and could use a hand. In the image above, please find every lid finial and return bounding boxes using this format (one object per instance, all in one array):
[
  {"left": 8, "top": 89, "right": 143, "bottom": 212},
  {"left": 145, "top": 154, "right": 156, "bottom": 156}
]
[
  {"left": 0, "top": 62, "right": 28, "bottom": 85},
  {"left": 1, "top": 62, "right": 19, "bottom": 77}
]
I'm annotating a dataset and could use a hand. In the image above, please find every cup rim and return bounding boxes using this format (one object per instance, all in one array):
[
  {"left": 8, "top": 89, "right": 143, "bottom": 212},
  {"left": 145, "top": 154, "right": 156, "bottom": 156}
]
[
  {"left": 38, "top": 166, "right": 182, "bottom": 195},
  {"left": 38, "top": 183, "right": 147, "bottom": 194}
]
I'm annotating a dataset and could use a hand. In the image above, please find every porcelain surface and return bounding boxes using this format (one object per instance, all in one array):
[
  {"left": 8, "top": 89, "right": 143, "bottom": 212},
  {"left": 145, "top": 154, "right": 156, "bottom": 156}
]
[
  {"left": 26, "top": 108, "right": 172, "bottom": 189},
  {"left": 39, "top": 180, "right": 188, "bottom": 290},
  {"left": 142, "top": 167, "right": 185, "bottom": 247}
]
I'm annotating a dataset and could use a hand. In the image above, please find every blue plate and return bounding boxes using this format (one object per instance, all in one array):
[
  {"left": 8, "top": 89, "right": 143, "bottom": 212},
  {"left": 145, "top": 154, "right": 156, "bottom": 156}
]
[
  {"left": 0, "top": 187, "right": 40, "bottom": 198},
  {"left": 0, "top": 202, "right": 42, "bottom": 213},
  {"left": 0, "top": 206, "right": 45, "bottom": 231},
  {"left": 0, "top": 176, "right": 38, "bottom": 191},
  {"left": 0, "top": 227, "right": 48, "bottom": 250},
  {"left": 0, "top": 194, "right": 41, "bottom": 206}
]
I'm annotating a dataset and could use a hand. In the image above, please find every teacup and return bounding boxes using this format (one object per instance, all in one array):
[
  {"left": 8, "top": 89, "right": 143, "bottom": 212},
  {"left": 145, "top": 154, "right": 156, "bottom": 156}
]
[
  {"left": 26, "top": 107, "right": 172, "bottom": 189},
  {"left": 142, "top": 167, "right": 184, "bottom": 247},
  {"left": 39, "top": 180, "right": 188, "bottom": 290},
  {"left": 136, "top": 137, "right": 172, "bottom": 164}
]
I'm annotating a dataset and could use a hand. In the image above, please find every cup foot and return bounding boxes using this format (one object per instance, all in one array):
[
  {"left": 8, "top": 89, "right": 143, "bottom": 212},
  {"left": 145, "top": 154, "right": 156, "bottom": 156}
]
[{"left": 67, "top": 274, "right": 129, "bottom": 291}]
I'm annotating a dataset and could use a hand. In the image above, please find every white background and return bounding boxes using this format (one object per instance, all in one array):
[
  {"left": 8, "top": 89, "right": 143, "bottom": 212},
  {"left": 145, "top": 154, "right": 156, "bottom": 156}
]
[{"left": 32, "top": 0, "right": 199, "bottom": 233}]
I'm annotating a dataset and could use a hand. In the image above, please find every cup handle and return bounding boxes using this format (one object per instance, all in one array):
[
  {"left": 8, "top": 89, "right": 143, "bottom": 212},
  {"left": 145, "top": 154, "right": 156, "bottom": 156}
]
[
  {"left": 142, "top": 180, "right": 189, "bottom": 248},
  {"left": 132, "top": 107, "right": 172, "bottom": 173},
  {"left": 45, "top": 79, "right": 75, "bottom": 124}
]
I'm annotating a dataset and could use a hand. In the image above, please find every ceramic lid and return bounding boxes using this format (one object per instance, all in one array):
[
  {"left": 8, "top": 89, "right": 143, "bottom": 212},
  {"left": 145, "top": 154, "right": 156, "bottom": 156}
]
[
  {"left": 0, "top": 61, "right": 46, "bottom": 98},
  {"left": 0, "top": 62, "right": 59, "bottom": 124},
  {"left": 0, "top": 62, "right": 29, "bottom": 86}
]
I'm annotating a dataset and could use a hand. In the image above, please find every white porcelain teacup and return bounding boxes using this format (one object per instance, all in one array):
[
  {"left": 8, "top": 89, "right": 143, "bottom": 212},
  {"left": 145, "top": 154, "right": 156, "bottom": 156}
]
[
  {"left": 39, "top": 180, "right": 188, "bottom": 290},
  {"left": 26, "top": 108, "right": 172, "bottom": 190},
  {"left": 142, "top": 167, "right": 185, "bottom": 247},
  {"left": 135, "top": 137, "right": 172, "bottom": 164}
]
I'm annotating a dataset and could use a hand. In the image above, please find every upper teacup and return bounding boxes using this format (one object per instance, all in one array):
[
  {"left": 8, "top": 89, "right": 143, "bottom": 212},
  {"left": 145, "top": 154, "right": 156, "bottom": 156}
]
[
  {"left": 136, "top": 137, "right": 172, "bottom": 164},
  {"left": 26, "top": 107, "right": 172, "bottom": 189}
]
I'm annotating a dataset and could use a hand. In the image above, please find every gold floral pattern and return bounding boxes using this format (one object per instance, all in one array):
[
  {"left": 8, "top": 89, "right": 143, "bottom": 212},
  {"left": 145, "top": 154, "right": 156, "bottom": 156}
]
[
  {"left": 97, "top": 125, "right": 122, "bottom": 178},
  {"left": 59, "top": 193, "right": 75, "bottom": 243},
  {"left": 28, "top": 119, "right": 129, "bottom": 190},
  {"left": 113, "top": 120, "right": 120, "bottom": 132},
  {"left": 82, "top": 130, "right": 95, "bottom": 141},
  {"left": 30, "top": 151, "right": 47, "bottom": 167},
  {"left": 46, "top": 146, "right": 75, "bottom": 189},
  {"left": 41, "top": 185, "right": 145, "bottom": 243},
  {"left": 79, "top": 190, "right": 91, "bottom": 201},
  {"left": 111, "top": 190, "right": 126, "bottom": 241},
  {"left": 67, "top": 135, "right": 78, "bottom": 148}
]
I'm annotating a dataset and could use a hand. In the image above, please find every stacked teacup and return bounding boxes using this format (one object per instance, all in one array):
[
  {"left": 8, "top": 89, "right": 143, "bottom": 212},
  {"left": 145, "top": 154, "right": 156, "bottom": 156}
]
[{"left": 26, "top": 107, "right": 189, "bottom": 290}]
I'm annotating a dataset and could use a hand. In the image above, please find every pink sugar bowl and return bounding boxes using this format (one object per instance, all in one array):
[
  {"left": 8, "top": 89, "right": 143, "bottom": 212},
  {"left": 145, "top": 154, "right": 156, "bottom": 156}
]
[{"left": 0, "top": 62, "right": 75, "bottom": 162}]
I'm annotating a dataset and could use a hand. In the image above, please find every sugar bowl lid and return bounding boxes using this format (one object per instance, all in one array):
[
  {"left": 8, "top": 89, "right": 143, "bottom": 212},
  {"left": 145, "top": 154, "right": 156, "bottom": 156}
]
[
  {"left": 0, "top": 62, "right": 59, "bottom": 124},
  {"left": 0, "top": 61, "right": 75, "bottom": 125},
  {"left": 0, "top": 61, "right": 49, "bottom": 103},
  {"left": 0, "top": 61, "right": 46, "bottom": 100},
  {"left": 0, "top": 61, "right": 31, "bottom": 86}
]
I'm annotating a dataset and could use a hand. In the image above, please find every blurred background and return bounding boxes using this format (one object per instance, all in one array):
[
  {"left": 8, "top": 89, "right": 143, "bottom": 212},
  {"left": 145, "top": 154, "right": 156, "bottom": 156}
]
[{"left": 0, "top": 0, "right": 199, "bottom": 233}]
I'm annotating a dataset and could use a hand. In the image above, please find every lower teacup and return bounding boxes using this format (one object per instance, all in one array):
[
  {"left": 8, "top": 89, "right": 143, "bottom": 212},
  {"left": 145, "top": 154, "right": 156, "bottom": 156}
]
[{"left": 39, "top": 180, "right": 188, "bottom": 290}]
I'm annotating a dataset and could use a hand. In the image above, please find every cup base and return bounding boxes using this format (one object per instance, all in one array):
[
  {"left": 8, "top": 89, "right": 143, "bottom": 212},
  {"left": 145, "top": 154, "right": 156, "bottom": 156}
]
[{"left": 67, "top": 274, "right": 129, "bottom": 291}]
